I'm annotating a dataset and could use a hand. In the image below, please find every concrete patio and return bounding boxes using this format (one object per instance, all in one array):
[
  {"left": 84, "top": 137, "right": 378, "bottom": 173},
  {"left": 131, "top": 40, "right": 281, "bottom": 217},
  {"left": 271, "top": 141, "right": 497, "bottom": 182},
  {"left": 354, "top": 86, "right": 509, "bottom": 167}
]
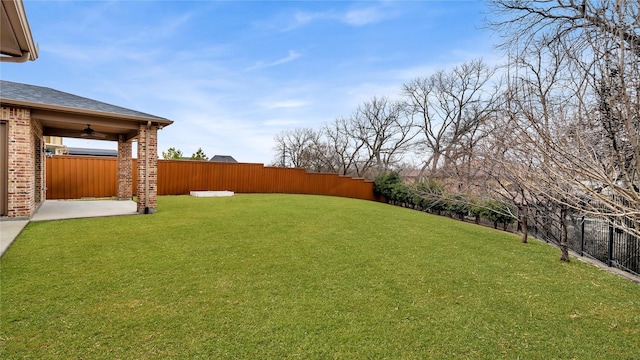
[{"left": 1, "top": 199, "right": 137, "bottom": 256}]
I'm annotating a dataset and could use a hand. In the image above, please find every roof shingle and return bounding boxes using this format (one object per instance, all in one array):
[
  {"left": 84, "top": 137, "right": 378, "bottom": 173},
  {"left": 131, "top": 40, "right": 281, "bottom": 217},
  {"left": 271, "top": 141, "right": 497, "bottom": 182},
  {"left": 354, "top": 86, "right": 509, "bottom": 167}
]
[{"left": 0, "top": 80, "right": 167, "bottom": 120}]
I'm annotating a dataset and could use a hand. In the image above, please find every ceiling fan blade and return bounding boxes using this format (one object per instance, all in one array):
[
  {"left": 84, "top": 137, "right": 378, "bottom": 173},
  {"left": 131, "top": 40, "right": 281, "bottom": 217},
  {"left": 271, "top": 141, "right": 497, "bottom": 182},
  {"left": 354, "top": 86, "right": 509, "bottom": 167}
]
[
  {"left": 93, "top": 132, "right": 108, "bottom": 139},
  {"left": 79, "top": 124, "right": 107, "bottom": 139},
  {"left": 80, "top": 131, "right": 107, "bottom": 139},
  {"left": 45, "top": 129, "right": 83, "bottom": 138}
]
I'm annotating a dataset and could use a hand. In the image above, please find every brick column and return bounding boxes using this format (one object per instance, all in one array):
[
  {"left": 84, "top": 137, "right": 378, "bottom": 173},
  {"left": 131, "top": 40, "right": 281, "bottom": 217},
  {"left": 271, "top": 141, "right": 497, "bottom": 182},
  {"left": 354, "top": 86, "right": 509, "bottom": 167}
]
[
  {"left": 33, "top": 123, "right": 44, "bottom": 204},
  {"left": 137, "top": 123, "right": 158, "bottom": 214},
  {"left": 117, "top": 136, "right": 133, "bottom": 199},
  {"left": 2, "top": 106, "right": 35, "bottom": 218}
]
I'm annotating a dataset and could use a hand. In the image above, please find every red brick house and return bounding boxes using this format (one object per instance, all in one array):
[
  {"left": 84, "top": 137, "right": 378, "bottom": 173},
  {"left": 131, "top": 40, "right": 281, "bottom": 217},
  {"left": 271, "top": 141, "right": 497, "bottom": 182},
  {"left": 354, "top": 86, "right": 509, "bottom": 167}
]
[
  {"left": 1, "top": 1, "right": 173, "bottom": 218},
  {"left": 0, "top": 81, "right": 173, "bottom": 217}
]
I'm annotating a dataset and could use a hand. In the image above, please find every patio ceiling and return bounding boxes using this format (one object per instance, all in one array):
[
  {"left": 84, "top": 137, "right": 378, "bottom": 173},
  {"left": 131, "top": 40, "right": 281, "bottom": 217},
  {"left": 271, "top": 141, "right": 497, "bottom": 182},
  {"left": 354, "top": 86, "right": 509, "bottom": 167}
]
[
  {"left": 32, "top": 106, "right": 166, "bottom": 142},
  {"left": 0, "top": 80, "right": 173, "bottom": 142}
]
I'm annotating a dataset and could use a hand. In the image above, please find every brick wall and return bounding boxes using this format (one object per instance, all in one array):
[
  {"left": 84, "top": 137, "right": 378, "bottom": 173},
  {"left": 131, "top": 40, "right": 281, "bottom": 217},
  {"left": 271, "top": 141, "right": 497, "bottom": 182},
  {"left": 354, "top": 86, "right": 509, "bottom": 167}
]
[
  {"left": 1, "top": 106, "right": 42, "bottom": 218},
  {"left": 136, "top": 124, "right": 158, "bottom": 213},
  {"left": 117, "top": 136, "right": 133, "bottom": 199},
  {"left": 33, "top": 119, "right": 44, "bottom": 205}
]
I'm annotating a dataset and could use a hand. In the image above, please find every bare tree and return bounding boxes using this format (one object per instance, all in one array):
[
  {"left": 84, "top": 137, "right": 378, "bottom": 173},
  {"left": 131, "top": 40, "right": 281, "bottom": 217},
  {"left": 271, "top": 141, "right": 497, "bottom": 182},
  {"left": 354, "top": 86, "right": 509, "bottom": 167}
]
[
  {"left": 350, "top": 96, "right": 420, "bottom": 178},
  {"left": 488, "top": 0, "right": 640, "bottom": 56},
  {"left": 403, "top": 59, "right": 499, "bottom": 177},
  {"left": 272, "top": 128, "right": 321, "bottom": 168},
  {"left": 475, "top": 110, "right": 534, "bottom": 243},
  {"left": 488, "top": 0, "right": 640, "bottom": 258},
  {"left": 322, "top": 117, "right": 369, "bottom": 177}
]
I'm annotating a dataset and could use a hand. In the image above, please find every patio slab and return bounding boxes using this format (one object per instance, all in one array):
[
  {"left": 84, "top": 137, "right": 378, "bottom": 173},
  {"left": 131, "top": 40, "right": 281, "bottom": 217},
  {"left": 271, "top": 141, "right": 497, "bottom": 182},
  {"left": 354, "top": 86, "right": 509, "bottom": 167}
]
[{"left": 30, "top": 199, "right": 138, "bottom": 222}]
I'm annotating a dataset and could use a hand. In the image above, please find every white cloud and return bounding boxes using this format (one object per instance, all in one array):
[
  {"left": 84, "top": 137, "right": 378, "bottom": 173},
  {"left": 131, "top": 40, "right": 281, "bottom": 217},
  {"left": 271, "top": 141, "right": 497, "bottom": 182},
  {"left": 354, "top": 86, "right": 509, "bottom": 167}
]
[
  {"left": 262, "top": 119, "right": 305, "bottom": 127},
  {"left": 246, "top": 50, "right": 302, "bottom": 71},
  {"left": 42, "top": 43, "right": 162, "bottom": 64},
  {"left": 284, "top": 11, "right": 324, "bottom": 31},
  {"left": 275, "top": 4, "right": 397, "bottom": 32},
  {"left": 260, "top": 100, "right": 309, "bottom": 109},
  {"left": 341, "top": 7, "right": 386, "bottom": 26}
]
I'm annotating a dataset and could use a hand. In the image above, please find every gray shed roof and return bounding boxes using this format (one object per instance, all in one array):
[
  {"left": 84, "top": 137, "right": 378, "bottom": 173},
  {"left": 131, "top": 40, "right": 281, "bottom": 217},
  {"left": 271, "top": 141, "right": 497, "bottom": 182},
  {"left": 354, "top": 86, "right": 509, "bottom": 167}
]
[
  {"left": 210, "top": 155, "right": 238, "bottom": 163},
  {"left": 66, "top": 147, "right": 118, "bottom": 157},
  {"left": 0, "top": 80, "right": 167, "bottom": 121}
]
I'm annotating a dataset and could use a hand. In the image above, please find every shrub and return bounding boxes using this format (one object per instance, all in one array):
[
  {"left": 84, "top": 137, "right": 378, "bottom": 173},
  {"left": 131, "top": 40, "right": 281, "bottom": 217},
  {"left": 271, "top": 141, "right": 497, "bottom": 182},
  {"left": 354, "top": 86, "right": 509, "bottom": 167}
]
[
  {"left": 391, "top": 183, "right": 412, "bottom": 205},
  {"left": 469, "top": 200, "right": 485, "bottom": 224},
  {"left": 412, "top": 179, "right": 445, "bottom": 212},
  {"left": 444, "top": 194, "right": 469, "bottom": 219},
  {"left": 477, "top": 199, "right": 516, "bottom": 229},
  {"left": 374, "top": 171, "right": 402, "bottom": 200}
]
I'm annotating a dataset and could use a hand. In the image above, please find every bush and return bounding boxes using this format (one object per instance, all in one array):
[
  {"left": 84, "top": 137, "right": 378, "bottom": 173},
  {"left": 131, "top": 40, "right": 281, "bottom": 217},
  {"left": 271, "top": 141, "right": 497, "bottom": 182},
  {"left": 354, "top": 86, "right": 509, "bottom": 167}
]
[
  {"left": 376, "top": 172, "right": 518, "bottom": 231},
  {"left": 444, "top": 194, "right": 469, "bottom": 219},
  {"left": 476, "top": 199, "right": 516, "bottom": 229},
  {"left": 469, "top": 200, "right": 484, "bottom": 223},
  {"left": 412, "top": 179, "right": 445, "bottom": 212},
  {"left": 391, "top": 183, "right": 412, "bottom": 205},
  {"left": 374, "top": 171, "right": 402, "bottom": 201}
]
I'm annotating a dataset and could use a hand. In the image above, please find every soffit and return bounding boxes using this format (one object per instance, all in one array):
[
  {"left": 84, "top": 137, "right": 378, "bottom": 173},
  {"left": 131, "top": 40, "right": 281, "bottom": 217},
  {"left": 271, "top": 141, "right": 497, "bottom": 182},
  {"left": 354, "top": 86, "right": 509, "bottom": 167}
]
[{"left": 0, "top": 0, "right": 38, "bottom": 61}]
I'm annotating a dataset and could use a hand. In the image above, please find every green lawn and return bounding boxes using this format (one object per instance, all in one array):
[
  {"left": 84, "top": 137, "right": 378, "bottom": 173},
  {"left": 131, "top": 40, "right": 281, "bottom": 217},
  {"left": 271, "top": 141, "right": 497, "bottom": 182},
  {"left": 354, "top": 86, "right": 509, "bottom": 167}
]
[{"left": 1, "top": 194, "right": 638, "bottom": 359}]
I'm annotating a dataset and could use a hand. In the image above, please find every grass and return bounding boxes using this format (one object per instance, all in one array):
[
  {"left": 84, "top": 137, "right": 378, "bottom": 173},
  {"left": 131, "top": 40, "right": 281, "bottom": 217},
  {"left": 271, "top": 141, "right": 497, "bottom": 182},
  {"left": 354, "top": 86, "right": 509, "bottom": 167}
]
[{"left": 1, "top": 194, "right": 639, "bottom": 359}]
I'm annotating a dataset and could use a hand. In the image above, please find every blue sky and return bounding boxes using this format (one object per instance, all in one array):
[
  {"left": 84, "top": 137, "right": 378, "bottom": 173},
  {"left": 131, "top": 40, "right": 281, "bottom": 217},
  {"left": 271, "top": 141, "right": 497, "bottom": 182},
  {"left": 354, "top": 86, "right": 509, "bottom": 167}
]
[{"left": 2, "top": 0, "right": 497, "bottom": 164}]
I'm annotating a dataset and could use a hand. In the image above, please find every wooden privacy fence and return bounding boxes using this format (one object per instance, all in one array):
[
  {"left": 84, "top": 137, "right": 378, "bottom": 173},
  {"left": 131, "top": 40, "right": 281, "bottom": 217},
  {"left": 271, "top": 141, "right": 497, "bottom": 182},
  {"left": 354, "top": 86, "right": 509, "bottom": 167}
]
[
  {"left": 46, "top": 156, "right": 381, "bottom": 202},
  {"left": 46, "top": 156, "right": 123, "bottom": 200}
]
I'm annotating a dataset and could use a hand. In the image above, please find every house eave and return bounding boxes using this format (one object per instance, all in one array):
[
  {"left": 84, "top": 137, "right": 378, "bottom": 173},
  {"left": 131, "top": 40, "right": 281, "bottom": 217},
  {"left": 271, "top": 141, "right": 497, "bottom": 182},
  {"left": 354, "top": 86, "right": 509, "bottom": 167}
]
[
  {"left": 0, "top": 0, "right": 38, "bottom": 62},
  {"left": 1, "top": 97, "right": 173, "bottom": 142},
  {"left": 0, "top": 97, "right": 173, "bottom": 126}
]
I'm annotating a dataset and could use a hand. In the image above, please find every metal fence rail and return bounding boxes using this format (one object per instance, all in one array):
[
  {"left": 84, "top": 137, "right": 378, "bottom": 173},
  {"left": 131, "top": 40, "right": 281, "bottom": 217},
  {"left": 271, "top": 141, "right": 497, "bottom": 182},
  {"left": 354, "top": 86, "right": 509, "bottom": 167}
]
[
  {"left": 574, "top": 217, "right": 640, "bottom": 276},
  {"left": 530, "top": 212, "right": 639, "bottom": 276}
]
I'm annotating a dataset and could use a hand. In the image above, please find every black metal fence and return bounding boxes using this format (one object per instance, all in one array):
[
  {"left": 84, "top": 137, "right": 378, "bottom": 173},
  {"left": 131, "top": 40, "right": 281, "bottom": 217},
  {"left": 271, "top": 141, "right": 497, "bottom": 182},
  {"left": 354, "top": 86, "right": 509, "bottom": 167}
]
[
  {"left": 574, "top": 217, "right": 639, "bottom": 276},
  {"left": 530, "top": 211, "right": 640, "bottom": 276}
]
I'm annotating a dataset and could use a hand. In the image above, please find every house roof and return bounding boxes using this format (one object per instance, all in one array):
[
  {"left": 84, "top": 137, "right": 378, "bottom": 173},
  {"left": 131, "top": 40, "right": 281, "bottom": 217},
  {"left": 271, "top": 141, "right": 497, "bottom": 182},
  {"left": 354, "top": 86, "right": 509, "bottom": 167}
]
[
  {"left": 0, "top": 80, "right": 167, "bottom": 120},
  {"left": 0, "top": 80, "right": 173, "bottom": 141},
  {"left": 0, "top": 0, "right": 38, "bottom": 62},
  {"left": 66, "top": 147, "right": 118, "bottom": 157},
  {"left": 210, "top": 155, "right": 237, "bottom": 163}
]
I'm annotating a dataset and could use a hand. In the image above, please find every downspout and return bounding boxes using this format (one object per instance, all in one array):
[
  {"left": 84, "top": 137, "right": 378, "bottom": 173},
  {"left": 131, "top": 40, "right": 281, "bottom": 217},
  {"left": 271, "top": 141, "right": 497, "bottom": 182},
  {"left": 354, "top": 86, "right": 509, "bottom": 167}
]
[{"left": 144, "top": 120, "right": 151, "bottom": 214}]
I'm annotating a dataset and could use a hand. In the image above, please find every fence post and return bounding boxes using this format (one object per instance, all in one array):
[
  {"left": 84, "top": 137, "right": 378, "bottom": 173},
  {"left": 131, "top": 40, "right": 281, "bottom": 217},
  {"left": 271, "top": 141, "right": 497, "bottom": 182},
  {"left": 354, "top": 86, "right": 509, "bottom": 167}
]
[
  {"left": 580, "top": 216, "right": 585, "bottom": 257},
  {"left": 608, "top": 218, "right": 614, "bottom": 267}
]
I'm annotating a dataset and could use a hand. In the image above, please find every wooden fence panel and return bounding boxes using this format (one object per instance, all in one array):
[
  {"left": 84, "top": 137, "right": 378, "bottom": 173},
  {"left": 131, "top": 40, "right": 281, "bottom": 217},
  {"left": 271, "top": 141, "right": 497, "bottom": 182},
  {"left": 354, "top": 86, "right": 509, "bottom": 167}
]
[
  {"left": 47, "top": 157, "right": 382, "bottom": 202},
  {"left": 46, "top": 156, "right": 118, "bottom": 199}
]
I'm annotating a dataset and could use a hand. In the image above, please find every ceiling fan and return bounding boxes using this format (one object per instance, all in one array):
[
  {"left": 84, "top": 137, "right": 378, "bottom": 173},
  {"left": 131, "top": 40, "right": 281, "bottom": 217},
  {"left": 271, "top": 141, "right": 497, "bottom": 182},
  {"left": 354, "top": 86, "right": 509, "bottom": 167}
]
[{"left": 80, "top": 124, "right": 107, "bottom": 139}]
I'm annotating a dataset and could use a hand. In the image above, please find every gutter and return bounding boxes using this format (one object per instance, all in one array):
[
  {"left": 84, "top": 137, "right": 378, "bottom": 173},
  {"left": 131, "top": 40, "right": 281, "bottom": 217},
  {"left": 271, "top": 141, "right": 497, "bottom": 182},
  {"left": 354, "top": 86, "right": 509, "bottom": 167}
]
[
  {"left": 0, "top": 50, "right": 30, "bottom": 63},
  {"left": 0, "top": 97, "right": 174, "bottom": 126},
  {"left": 0, "top": 0, "right": 39, "bottom": 62}
]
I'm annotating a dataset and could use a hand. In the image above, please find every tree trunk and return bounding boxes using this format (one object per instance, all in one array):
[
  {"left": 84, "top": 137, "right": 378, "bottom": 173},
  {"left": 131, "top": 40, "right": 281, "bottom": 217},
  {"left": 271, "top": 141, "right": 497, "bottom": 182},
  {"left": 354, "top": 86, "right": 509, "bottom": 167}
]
[
  {"left": 521, "top": 213, "right": 528, "bottom": 244},
  {"left": 560, "top": 207, "right": 570, "bottom": 262}
]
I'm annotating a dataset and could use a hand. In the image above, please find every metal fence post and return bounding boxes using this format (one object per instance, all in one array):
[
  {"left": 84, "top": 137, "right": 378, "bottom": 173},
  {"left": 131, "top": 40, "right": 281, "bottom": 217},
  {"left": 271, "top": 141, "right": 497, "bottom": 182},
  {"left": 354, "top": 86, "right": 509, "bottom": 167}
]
[
  {"left": 608, "top": 218, "right": 614, "bottom": 267},
  {"left": 580, "top": 216, "right": 585, "bottom": 257}
]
